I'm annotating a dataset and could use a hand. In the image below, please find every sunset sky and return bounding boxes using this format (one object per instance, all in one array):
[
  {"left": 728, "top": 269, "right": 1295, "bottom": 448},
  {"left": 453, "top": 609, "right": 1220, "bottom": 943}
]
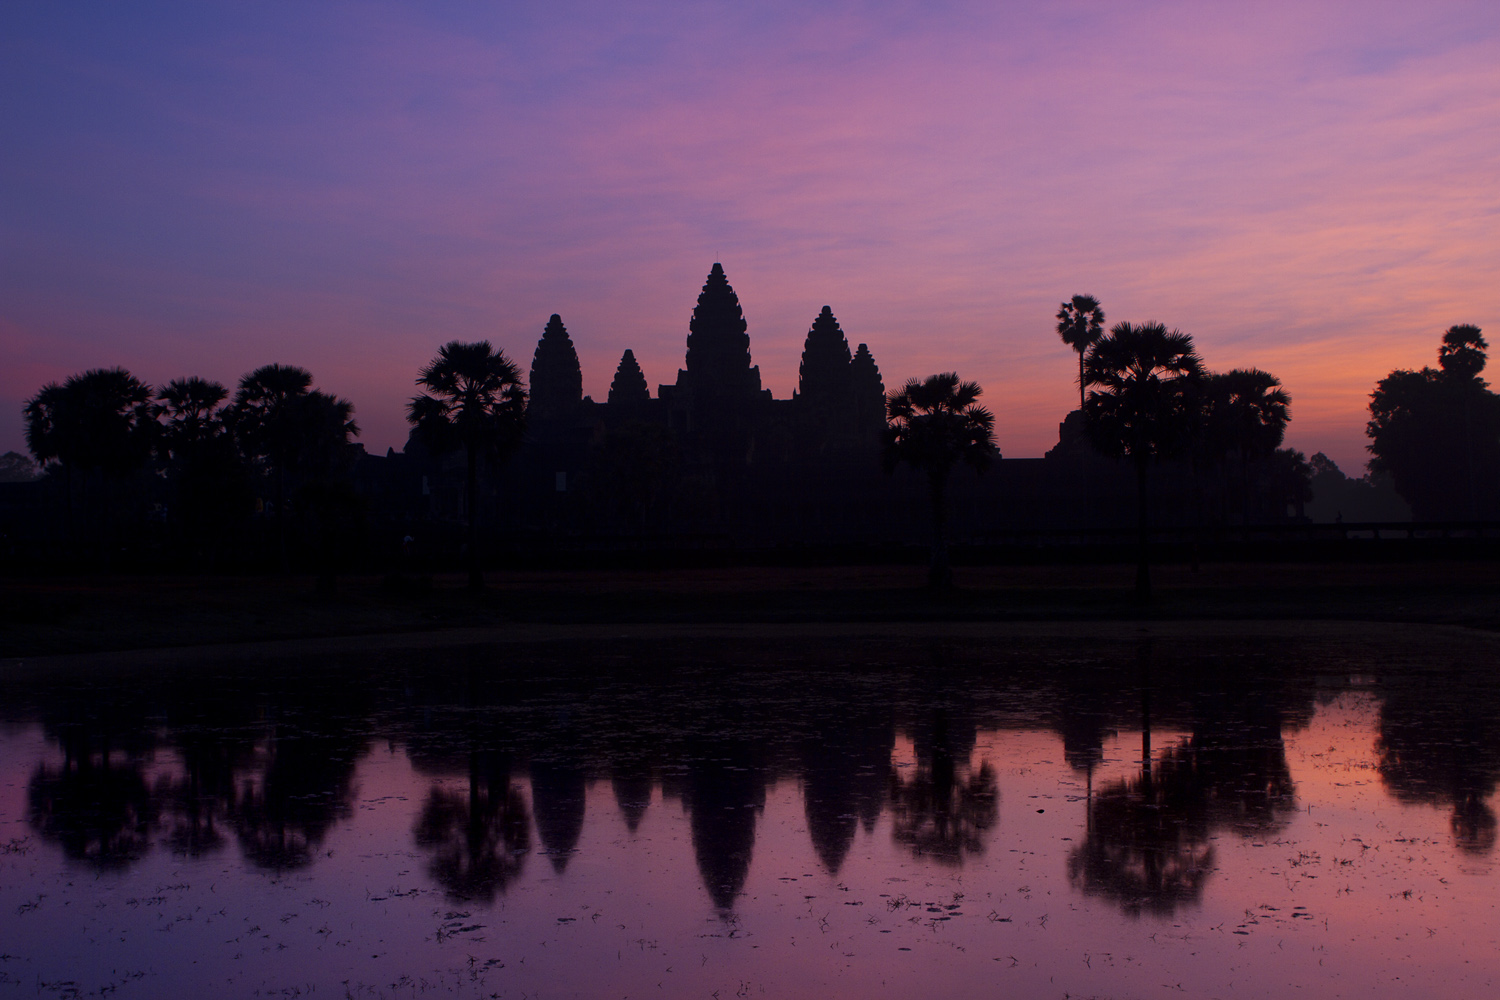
[{"left": 4, "top": 0, "right": 1497, "bottom": 474}]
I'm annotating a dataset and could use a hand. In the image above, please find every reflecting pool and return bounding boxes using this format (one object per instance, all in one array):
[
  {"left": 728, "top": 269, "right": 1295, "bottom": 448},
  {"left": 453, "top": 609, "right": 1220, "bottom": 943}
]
[{"left": 3, "top": 623, "right": 1499, "bottom": 998}]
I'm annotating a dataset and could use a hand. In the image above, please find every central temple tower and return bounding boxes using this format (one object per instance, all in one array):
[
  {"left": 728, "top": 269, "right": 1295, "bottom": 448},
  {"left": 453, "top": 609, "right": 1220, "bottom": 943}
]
[{"left": 670, "top": 263, "right": 764, "bottom": 400}]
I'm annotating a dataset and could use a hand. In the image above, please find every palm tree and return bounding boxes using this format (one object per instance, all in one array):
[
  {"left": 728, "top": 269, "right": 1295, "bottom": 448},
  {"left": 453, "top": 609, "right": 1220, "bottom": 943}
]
[
  {"left": 154, "top": 377, "right": 244, "bottom": 561},
  {"left": 24, "top": 367, "right": 155, "bottom": 475},
  {"left": 1368, "top": 324, "right": 1499, "bottom": 520},
  {"left": 230, "top": 365, "right": 312, "bottom": 561},
  {"left": 1438, "top": 323, "right": 1487, "bottom": 381},
  {"left": 287, "top": 391, "right": 361, "bottom": 592},
  {"left": 24, "top": 367, "right": 155, "bottom": 555},
  {"left": 229, "top": 365, "right": 359, "bottom": 572},
  {"left": 1201, "top": 369, "right": 1291, "bottom": 524},
  {"left": 1083, "top": 322, "right": 1204, "bottom": 600},
  {"left": 1057, "top": 295, "right": 1106, "bottom": 411},
  {"left": 409, "top": 341, "right": 527, "bottom": 591},
  {"left": 156, "top": 377, "right": 229, "bottom": 443},
  {"left": 885, "top": 373, "right": 997, "bottom": 590}
]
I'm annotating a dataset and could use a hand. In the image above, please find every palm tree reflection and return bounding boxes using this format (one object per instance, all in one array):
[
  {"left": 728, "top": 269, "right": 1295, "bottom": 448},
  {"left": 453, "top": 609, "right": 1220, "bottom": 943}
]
[
  {"left": 1379, "top": 680, "right": 1500, "bottom": 854},
  {"left": 888, "top": 709, "right": 998, "bottom": 864},
  {"left": 27, "top": 709, "right": 158, "bottom": 870},
  {"left": 158, "top": 728, "right": 247, "bottom": 857},
  {"left": 233, "top": 722, "right": 361, "bottom": 870},
  {"left": 414, "top": 751, "right": 531, "bottom": 901},
  {"left": 28, "top": 747, "right": 156, "bottom": 870},
  {"left": 1066, "top": 754, "right": 1216, "bottom": 917},
  {"left": 1068, "top": 675, "right": 1297, "bottom": 916}
]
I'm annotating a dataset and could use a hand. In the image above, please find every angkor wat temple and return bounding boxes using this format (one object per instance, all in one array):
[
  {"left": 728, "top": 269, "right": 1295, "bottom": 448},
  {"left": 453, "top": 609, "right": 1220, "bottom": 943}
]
[
  {"left": 508, "top": 262, "right": 892, "bottom": 547},
  {"left": 365, "top": 262, "right": 1311, "bottom": 557}
]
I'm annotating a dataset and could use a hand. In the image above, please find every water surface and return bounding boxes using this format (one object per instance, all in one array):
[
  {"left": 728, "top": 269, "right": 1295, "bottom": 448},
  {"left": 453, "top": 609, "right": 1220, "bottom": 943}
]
[{"left": 3, "top": 625, "right": 1498, "bottom": 998}]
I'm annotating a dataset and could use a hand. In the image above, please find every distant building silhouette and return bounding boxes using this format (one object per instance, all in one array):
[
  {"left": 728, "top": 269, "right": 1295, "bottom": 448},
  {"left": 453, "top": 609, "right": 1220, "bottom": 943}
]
[
  {"left": 323, "top": 261, "right": 1331, "bottom": 562},
  {"left": 528, "top": 314, "right": 584, "bottom": 423}
]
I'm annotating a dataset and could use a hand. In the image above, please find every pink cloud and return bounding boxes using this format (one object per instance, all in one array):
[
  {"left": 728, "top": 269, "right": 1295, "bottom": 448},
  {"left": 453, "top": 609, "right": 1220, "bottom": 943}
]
[{"left": 3, "top": 1, "right": 1497, "bottom": 478}]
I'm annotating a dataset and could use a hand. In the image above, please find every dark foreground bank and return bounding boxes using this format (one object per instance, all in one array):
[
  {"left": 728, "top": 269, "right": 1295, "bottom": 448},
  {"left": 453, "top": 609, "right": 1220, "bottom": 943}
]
[{"left": 4, "top": 559, "right": 1498, "bottom": 657}]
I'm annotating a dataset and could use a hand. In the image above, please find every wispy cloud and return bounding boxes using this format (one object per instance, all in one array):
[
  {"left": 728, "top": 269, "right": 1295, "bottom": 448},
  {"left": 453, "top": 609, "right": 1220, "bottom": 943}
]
[{"left": 2, "top": 0, "right": 1496, "bottom": 472}]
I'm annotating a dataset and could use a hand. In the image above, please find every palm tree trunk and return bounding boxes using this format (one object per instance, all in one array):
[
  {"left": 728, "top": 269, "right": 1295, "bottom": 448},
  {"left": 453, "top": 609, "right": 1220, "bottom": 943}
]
[
  {"left": 1137, "top": 639, "right": 1153, "bottom": 786},
  {"left": 275, "top": 465, "right": 288, "bottom": 573},
  {"left": 64, "top": 463, "right": 75, "bottom": 559},
  {"left": 1135, "top": 458, "right": 1151, "bottom": 601},
  {"left": 465, "top": 442, "right": 482, "bottom": 592},
  {"left": 1078, "top": 351, "right": 1086, "bottom": 412},
  {"left": 928, "top": 469, "right": 952, "bottom": 591}
]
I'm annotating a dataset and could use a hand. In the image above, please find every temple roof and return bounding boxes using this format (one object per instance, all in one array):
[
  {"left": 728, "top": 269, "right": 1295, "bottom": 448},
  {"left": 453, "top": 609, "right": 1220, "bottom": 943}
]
[{"left": 679, "top": 263, "right": 761, "bottom": 397}]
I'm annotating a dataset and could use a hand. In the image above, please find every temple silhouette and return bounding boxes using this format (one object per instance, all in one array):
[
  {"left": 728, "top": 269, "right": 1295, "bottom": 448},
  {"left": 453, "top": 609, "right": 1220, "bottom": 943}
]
[
  {"left": 2, "top": 262, "right": 1430, "bottom": 573},
  {"left": 497, "top": 262, "right": 889, "bottom": 549},
  {"left": 365, "top": 261, "right": 1327, "bottom": 561}
]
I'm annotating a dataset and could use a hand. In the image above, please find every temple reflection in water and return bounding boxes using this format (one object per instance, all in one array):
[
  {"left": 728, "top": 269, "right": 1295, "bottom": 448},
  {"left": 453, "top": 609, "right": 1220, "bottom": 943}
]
[{"left": 14, "top": 633, "right": 1500, "bottom": 921}]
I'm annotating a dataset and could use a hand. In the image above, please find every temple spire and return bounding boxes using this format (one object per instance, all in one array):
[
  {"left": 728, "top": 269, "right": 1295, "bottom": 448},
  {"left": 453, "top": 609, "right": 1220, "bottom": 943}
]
[
  {"left": 850, "top": 342, "right": 886, "bottom": 435},
  {"left": 608, "top": 349, "right": 650, "bottom": 406},
  {"left": 677, "top": 263, "right": 761, "bottom": 397},
  {"left": 798, "top": 306, "right": 852, "bottom": 403},
  {"left": 529, "top": 314, "right": 583, "bottom": 421}
]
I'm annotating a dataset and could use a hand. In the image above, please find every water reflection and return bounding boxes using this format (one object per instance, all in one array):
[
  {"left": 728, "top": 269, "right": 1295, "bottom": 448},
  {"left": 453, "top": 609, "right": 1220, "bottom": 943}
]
[
  {"left": 28, "top": 747, "right": 157, "bottom": 869},
  {"left": 26, "top": 690, "right": 160, "bottom": 869},
  {"left": 611, "top": 763, "right": 652, "bottom": 832},
  {"left": 1068, "top": 641, "right": 1307, "bottom": 916},
  {"left": 1379, "top": 670, "right": 1500, "bottom": 853},
  {"left": 889, "top": 707, "right": 998, "bottom": 864},
  {"left": 413, "top": 751, "right": 530, "bottom": 902},
  {"left": 685, "top": 738, "right": 764, "bottom": 911},
  {"left": 233, "top": 717, "right": 363, "bottom": 870},
  {"left": 10, "top": 634, "right": 1499, "bottom": 918}
]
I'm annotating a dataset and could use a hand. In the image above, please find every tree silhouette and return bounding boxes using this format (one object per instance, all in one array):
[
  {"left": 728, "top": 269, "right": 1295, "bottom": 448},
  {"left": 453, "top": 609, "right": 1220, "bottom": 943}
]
[
  {"left": 1438, "top": 323, "right": 1487, "bottom": 379},
  {"left": 23, "top": 367, "right": 155, "bottom": 555},
  {"left": 1057, "top": 294, "right": 1106, "bottom": 412},
  {"left": 157, "top": 377, "right": 229, "bottom": 444},
  {"left": 230, "top": 365, "right": 359, "bottom": 577},
  {"left": 24, "top": 367, "right": 155, "bottom": 475},
  {"left": 229, "top": 364, "right": 313, "bottom": 569},
  {"left": 1200, "top": 369, "right": 1292, "bottom": 525},
  {"left": 1265, "top": 447, "right": 1314, "bottom": 520},
  {"left": 287, "top": 392, "right": 362, "bottom": 591},
  {"left": 1202, "top": 369, "right": 1289, "bottom": 460},
  {"left": 1367, "top": 324, "right": 1500, "bottom": 520},
  {"left": 414, "top": 753, "right": 531, "bottom": 901},
  {"left": 885, "top": 373, "right": 997, "bottom": 590},
  {"left": 1305, "top": 451, "right": 1409, "bottom": 522},
  {"left": 0, "top": 450, "right": 41, "bottom": 482},
  {"left": 1083, "top": 322, "right": 1204, "bottom": 599},
  {"left": 408, "top": 341, "right": 527, "bottom": 591},
  {"left": 154, "top": 377, "right": 249, "bottom": 562},
  {"left": 888, "top": 708, "right": 997, "bottom": 864}
]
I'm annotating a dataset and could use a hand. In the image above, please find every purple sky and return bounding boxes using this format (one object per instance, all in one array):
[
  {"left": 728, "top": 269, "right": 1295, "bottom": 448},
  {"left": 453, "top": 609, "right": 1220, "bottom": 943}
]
[{"left": 4, "top": 0, "right": 1497, "bottom": 473}]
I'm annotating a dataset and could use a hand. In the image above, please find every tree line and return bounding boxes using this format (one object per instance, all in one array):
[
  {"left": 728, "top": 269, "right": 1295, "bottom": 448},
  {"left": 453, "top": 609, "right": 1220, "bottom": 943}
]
[
  {"left": 21, "top": 364, "right": 360, "bottom": 583},
  {"left": 10, "top": 303, "right": 1490, "bottom": 591},
  {"left": 887, "top": 296, "right": 1310, "bottom": 594}
]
